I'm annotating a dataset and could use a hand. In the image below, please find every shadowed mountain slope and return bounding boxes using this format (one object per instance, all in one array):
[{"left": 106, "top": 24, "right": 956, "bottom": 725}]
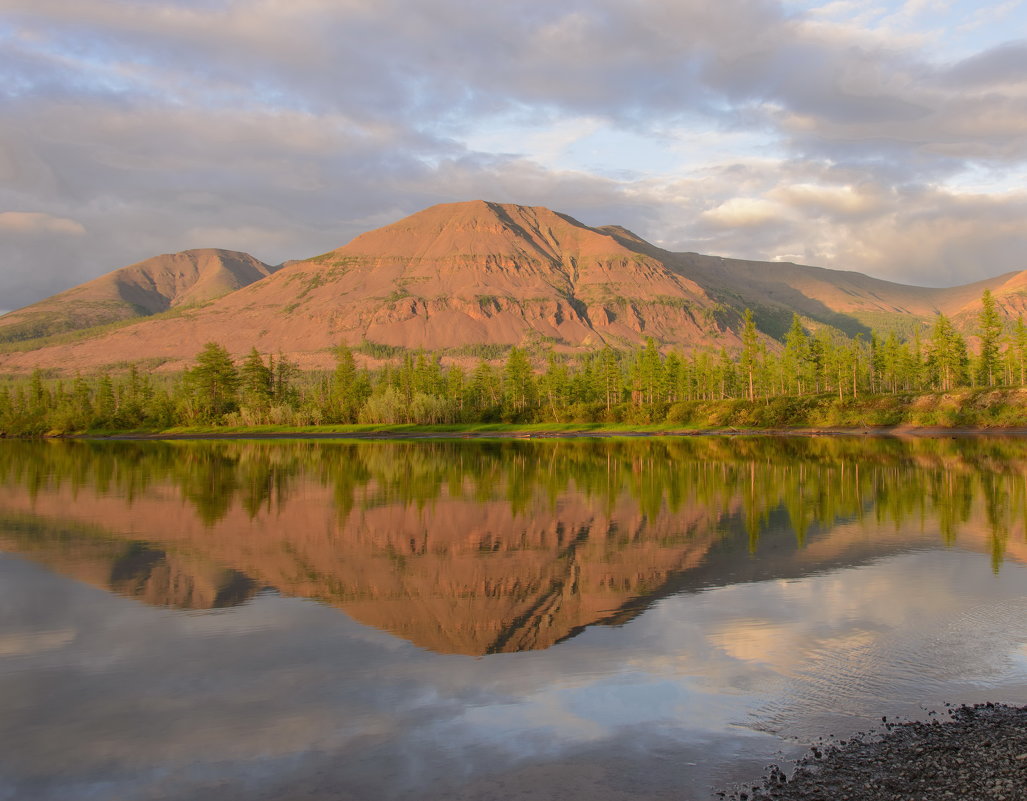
[{"left": 1, "top": 201, "right": 1025, "bottom": 372}]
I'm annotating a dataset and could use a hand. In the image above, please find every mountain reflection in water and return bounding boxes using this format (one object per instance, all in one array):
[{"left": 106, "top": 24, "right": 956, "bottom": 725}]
[{"left": 1, "top": 436, "right": 1025, "bottom": 656}]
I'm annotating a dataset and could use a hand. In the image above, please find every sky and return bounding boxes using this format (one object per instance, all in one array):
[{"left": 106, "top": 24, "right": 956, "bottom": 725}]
[{"left": 2, "top": 0, "right": 1027, "bottom": 312}]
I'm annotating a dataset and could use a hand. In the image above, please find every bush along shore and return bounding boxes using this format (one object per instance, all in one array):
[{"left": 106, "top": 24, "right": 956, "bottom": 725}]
[{"left": 721, "top": 703, "right": 1027, "bottom": 801}]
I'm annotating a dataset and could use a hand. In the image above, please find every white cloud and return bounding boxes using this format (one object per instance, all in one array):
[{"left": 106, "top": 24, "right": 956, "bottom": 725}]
[
  {"left": 770, "top": 183, "right": 886, "bottom": 215},
  {"left": 701, "top": 197, "right": 788, "bottom": 227}
]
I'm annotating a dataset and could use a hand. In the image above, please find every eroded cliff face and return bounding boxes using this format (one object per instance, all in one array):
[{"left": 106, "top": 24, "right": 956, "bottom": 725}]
[{"left": 2, "top": 437, "right": 1025, "bottom": 655}]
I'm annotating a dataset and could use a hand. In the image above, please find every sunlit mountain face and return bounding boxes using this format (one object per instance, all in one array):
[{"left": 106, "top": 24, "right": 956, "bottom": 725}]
[{"left": 6, "top": 201, "right": 1027, "bottom": 375}]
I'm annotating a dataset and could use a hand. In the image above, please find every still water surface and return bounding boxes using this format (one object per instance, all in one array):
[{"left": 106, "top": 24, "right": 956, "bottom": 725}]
[{"left": 0, "top": 436, "right": 1026, "bottom": 800}]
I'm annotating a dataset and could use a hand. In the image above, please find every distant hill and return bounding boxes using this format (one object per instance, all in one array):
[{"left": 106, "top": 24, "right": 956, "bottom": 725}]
[
  {"left": 0, "top": 248, "right": 278, "bottom": 344},
  {"left": 1, "top": 201, "right": 1024, "bottom": 373}
]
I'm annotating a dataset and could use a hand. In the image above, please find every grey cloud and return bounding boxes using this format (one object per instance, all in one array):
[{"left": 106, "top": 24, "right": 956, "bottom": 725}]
[
  {"left": 943, "top": 40, "right": 1027, "bottom": 88},
  {"left": 5, "top": 1, "right": 1023, "bottom": 155},
  {"left": 0, "top": 88, "right": 648, "bottom": 305},
  {"left": 666, "top": 160, "right": 1027, "bottom": 287},
  {"left": 2, "top": 0, "right": 1027, "bottom": 305},
  {"left": 10, "top": 0, "right": 853, "bottom": 133}
]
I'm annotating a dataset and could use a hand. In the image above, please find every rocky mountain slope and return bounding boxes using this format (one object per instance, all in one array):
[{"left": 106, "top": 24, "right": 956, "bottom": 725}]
[{"left": 1, "top": 201, "right": 1023, "bottom": 372}]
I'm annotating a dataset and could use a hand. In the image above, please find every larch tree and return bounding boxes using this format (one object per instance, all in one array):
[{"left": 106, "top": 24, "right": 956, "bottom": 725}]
[
  {"left": 928, "top": 314, "right": 969, "bottom": 391},
  {"left": 740, "top": 309, "right": 759, "bottom": 402},
  {"left": 185, "top": 342, "right": 239, "bottom": 422},
  {"left": 1013, "top": 316, "right": 1027, "bottom": 385},
  {"left": 976, "top": 289, "right": 1003, "bottom": 387},
  {"left": 782, "top": 314, "right": 810, "bottom": 396},
  {"left": 240, "top": 348, "right": 274, "bottom": 410}
]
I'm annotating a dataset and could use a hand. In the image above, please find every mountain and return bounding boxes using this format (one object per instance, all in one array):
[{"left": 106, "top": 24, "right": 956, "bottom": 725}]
[
  {"left": 0, "top": 248, "right": 278, "bottom": 345},
  {"left": 1, "top": 200, "right": 1024, "bottom": 372},
  {"left": 667, "top": 251, "right": 1023, "bottom": 339}
]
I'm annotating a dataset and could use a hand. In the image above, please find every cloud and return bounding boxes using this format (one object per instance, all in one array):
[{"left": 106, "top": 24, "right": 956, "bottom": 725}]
[
  {"left": 0, "top": 212, "right": 85, "bottom": 236},
  {"left": 0, "top": 628, "right": 75, "bottom": 657},
  {"left": 701, "top": 197, "right": 788, "bottom": 228},
  {"left": 1, "top": 0, "right": 1027, "bottom": 306},
  {"left": 769, "top": 183, "right": 886, "bottom": 216},
  {"left": 943, "top": 40, "right": 1027, "bottom": 87}
]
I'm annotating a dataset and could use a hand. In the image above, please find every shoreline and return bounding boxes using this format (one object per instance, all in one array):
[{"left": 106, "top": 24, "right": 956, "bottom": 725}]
[
  {"left": 723, "top": 703, "right": 1027, "bottom": 801},
  {"left": 53, "top": 424, "right": 1027, "bottom": 440}
]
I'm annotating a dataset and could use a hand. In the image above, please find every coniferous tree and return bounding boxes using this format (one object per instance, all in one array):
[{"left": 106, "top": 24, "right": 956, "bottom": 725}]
[
  {"left": 273, "top": 353, "right": 299, "bottom": 407},
  {"left": 534, "top": 353, "right": 567, "bottom": 421},
  {"left": 635, "top": 337, "right": 664, "bottom": 405},
  {"left": 782, "top": 314, "right": 810, "bottom": 396},
  {"left": 740, "top": 309, "right": 759, "bottom": 402},
  {"left": 96, "top": 374, "right": 117, "bottom": 425},
  {"left": 599, "top": 347, "right": 622, "bottom": 411},
  {"left": 1013, "top": 316, "right": 1027, "bottom": 386},
  {"left": 502, "top": 347, "right": 536, "bottom": 416},
  {"left": 664, "top": 351, "right": 682, "bottom": 403},
  {"left": 928, "top": 314, "right": 969, "bottom": 391},
  {"left": 331, "top": 344, "right": 361, "bottom": 422},
  {"left": 413, "top": 350, "right": 444, "bottom": 397},
  {"left": 240, "top": 348, "right": 274, "bottom": 411},
  {"left": 184, "top": 342, "right": 239, "bottom": 422},
  {"left": 717, "top": 348, "right": 735, "bottom": 399},
  {"left": 976, "top": 289, "right": 1003, "bottom": 387},
  {"left": 470, "top": 360, "right": 501, "bottom": 414},
  {"left": 71, "top": 376, "right": 93, "bottom": 423},
  {"left": 445, "top": 364, "right": 468, "bottom": 416}
]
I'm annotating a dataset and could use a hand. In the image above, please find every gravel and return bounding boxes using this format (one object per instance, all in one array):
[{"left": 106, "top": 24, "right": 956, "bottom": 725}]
[{"left": 719, "top": 703, "right": 1027, "bottom": 801}]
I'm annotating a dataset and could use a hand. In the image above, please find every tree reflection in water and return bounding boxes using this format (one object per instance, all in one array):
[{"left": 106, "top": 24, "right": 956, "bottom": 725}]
[{"left": 1, "top": 436, "right": 1025, "bottom": 654}]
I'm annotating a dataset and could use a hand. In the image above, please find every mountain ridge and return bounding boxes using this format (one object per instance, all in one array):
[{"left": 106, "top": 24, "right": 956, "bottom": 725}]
[
  {"left": 0, "top": 248, "right": 279, "bottom": 345},
  {"left": 1, "top": 200, "right": 1024, "bottom": 373}
]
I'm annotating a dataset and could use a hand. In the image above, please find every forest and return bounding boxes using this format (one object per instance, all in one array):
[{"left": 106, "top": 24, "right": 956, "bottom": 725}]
[{"left": 1, "top": 290, "right": 1025, "bottom": 435}]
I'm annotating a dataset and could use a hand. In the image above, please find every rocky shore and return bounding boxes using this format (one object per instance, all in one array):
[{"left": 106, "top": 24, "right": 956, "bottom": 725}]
[{"left": 722, "top": 703, "right": 1027, "bottom": 801}]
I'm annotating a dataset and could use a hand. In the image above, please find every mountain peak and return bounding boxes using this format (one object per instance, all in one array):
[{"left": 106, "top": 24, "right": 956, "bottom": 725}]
[
  {"left": 336, "top": 200, "right": 640, "bottom": 263},
  {"left": 0, "top": 248, "right": 276, "bottom": 345}
]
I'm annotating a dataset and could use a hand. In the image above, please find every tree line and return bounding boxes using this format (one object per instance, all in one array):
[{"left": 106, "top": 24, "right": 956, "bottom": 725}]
[{"left": 1, "top": 289, "right": 1025, "bottom": 434}]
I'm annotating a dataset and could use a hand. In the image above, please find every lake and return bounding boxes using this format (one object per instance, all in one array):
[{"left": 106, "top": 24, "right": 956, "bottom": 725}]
[{"left": 1, "top": 436, "right": 1025, "bottom": 801}]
